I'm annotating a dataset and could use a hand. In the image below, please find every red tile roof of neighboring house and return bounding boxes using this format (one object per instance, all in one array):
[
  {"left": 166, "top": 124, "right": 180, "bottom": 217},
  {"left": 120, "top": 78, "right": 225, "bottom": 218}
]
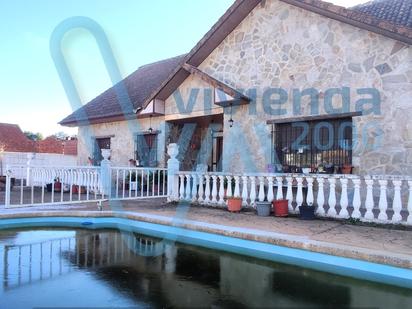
[
  {"left": 0, "top": 123, "right": 78, "bottom": 155},
  {"left": 0, "top": 123, "right": 35, "bottom": 152}
]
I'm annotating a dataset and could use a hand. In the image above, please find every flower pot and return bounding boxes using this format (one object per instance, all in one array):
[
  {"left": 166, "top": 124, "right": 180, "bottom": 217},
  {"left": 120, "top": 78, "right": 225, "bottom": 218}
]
[
  {"left": 342, "top": 165, "right": 352, "bottom": 174},
  {"left": 54, "top": 182, "right": 62, "bottom": 192},
  {"left": 256, "top": 201, "right": 271, "bottom": 217},
  {"left": 299, "top": 205, "right": 316, "bottom": 220},
  {"left": 227, "top": 197, "right": 242, "bottom": 212},
  {"left": 273, "top": 199, "right": 289, "bottom": 217}
]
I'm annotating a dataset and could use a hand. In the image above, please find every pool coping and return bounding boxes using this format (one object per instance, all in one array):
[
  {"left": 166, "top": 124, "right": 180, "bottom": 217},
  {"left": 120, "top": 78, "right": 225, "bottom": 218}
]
[{"left": 0, "top": 210, "right": 411, "bottom": 270}]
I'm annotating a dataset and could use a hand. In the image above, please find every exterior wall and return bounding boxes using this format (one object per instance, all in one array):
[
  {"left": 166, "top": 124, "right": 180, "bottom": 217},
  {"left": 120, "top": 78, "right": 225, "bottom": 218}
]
[
  {"left": 165, "top": 74, "right": 224, "bottom": 121},
  {"left": 77, "top": 116, "right": 166, "bottom": 167},
  {"left": 186, "top": 0, "right": 412, "bottom": 174}
]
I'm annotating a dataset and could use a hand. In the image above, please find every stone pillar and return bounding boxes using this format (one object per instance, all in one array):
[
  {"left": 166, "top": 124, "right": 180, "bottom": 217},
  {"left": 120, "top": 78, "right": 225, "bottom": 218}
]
[
  {"left": 100, "top": 149, "right": 112, "bottom": 197},
  {"left": 167, "top": 143, "right": 180, "bottom": 202}
]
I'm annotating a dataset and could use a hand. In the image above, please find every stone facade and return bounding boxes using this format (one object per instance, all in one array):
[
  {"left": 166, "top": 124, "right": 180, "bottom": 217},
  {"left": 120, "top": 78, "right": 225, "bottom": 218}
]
[
  {"left": 186, "top": 0, "right": 412, "bottom": 175},
  {"left": 77, "top": 117, "right": 166, "bottom": 167}
]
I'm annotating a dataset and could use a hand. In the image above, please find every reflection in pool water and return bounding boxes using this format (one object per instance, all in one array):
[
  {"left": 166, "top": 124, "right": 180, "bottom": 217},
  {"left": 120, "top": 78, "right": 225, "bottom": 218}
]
[{"left": 0, "top": 228, "right": 411, "bottom": 308}]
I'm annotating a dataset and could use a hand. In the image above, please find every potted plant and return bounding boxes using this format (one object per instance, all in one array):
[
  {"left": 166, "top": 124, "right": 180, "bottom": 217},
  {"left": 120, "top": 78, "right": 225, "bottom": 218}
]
[
  {"left": 227, "top": 197, "right": 242, "bottom": 212},
  {"left": 299, "top": 202, "right": 316, "bottom": 220},
  {"left": 256, "top": 201, "right": 271, "bottom": 217},
  {"left": 341, "top": 164, "right": 353, "bottom": 174},
  {"left": 273, "top": 199, "right": 289, "bottom": 217}
]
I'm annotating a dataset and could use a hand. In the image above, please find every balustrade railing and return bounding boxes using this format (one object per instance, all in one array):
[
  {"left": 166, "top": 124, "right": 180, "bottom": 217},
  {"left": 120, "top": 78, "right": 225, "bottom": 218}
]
[{"left": 176, "top": 172, "right": 412, "bottom": 225}]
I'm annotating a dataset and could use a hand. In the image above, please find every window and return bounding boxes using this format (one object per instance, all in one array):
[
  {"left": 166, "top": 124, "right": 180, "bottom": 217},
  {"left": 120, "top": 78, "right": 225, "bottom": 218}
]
[
  {"left": 93, "top": 138, "right": 111, "bottom": 166},
  {"left": 272, "top": 118, "right": 352, "bottom": 172},
  {"left": 135, "top": 133, "right": 158, "bottom": 167}
]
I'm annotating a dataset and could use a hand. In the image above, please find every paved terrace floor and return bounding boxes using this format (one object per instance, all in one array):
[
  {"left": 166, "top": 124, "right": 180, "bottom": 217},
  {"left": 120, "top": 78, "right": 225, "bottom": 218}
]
[{"left": 0, "top": 198, "right": 411, "bottom": 269}]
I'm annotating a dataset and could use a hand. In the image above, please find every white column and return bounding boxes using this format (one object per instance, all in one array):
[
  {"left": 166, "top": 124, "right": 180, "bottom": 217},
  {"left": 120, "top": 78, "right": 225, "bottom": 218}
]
[
  {"left": 296, "top": 177, "right": 303, "bottom": 210},
  {"left": 226, "top": 176, "right": 233, "bottom": 198},
  {"left": 364, "top": 178, "right": 375, "bottom": 221},
  {"left": 328, "top": 178, "right": 337, "bottom": 217},
  {"left": 352, "top": 178, "right": 362, "bottom": 219},
  {"left": 179, "top": 174, "right": 185, "bottom": 200},
  {"left": 286, "top": 177, "right": 294, "bottom": 213},
  {"left": 191, "top": 174, "right": 198, "bottom": 203},
  {"left": 267, "top": 176, "right": 274, "bottom": 203},
  {"left": 392, "top": 180, "right": 403, "bottom": 223},
  {"left": 276, "top": 176, "right": 284, "bottom": 200},
  {"left": 306, "top": 177, "right": 314, "bottom": 206},
  {"left": 185, "top": 174, "right": 192, "bottom": 201},
  {"left": 218, "top": 175, "right": 225, "bottom": 206},
  {"left": 339, "top": 178, "right": 349, "bottom": 218},
  {"left": 211, "top": 175, "right": 218, "bottom": 204},
  {"left": 377, "top": 179, "right": 388, "bottom": 222},
  {"left": 258, "top": 176, "right": 265, "bottom": 202},
  {"left": 407, "top": 181, "right": 412, "bottom": 225},
  {"left": 100, "top": 149, "right": 112, "bottom": 197},
  {"left": 316, "top": 177, "right": 325, "bottom": 216},
  {"left": 249, "top": 176, "right": 257, "bottom": 206},
  {"left": 234, "top": 176, "right": 240, "bottom": 198},
  {"left": 204, "top": 175, "right": 211, "bottom": 205},
  {"left": 198, "top": 174, "right": 205, "bottom": 204},
  {"left": 241, "top": 176, "right": 249, "bottom": 207},
  {"left": 167, "top": 144, "right": 180, "bottom": 202}
]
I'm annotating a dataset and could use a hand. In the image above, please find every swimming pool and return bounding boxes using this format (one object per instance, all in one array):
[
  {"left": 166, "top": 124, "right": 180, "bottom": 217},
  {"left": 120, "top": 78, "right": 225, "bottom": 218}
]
[{"left": 0, "top": 217, "right": 411, "bottom": 308}]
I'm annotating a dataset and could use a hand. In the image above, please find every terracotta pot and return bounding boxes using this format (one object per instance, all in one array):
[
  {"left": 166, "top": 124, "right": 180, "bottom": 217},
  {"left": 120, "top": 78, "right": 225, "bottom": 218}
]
[
  {"left": 54, "top": 182, "right": 62, "bottom": 192},
  {"left": 227, "top": 197, "right": 242, "bottom": 212},
  {"left": 342, "top": 165, "right": 353, "bottom": 174},
  {"left": 273, "top": 199, "right": 289, "bottom": 217}
]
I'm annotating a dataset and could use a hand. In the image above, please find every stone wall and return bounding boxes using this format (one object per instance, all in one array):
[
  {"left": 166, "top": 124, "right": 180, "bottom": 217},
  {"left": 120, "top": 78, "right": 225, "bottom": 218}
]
[
  {"left": 187, "top": 0, "right": 412, "bottom": 175},
  {"left": 77, "top": 116, "right": 166, "bottom": 167}
]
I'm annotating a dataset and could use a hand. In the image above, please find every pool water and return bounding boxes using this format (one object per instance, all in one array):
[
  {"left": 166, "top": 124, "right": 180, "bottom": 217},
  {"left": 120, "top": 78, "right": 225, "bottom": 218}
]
[{"left": 0, "top": 228, "right": 411, "bottom": 309}]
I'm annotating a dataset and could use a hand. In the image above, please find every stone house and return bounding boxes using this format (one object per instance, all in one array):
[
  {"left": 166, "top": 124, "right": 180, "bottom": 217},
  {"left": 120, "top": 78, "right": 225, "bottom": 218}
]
[{"left": 60, "top": 0, "right": 412, "bottom": 176}]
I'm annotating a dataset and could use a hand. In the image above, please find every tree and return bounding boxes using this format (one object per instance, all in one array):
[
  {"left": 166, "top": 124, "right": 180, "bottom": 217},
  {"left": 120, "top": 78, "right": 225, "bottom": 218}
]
[
  {"left": 24, "top": 131, "right": 43, "bottom": 141},
  {"left": 53, "top": 131, "right": 69, "bottom": 140}
]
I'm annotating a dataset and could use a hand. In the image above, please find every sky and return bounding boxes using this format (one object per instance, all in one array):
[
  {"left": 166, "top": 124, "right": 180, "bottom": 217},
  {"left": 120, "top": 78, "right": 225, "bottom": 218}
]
[{"left": 0, "top": 0, "right": 367, "bottom": 137}]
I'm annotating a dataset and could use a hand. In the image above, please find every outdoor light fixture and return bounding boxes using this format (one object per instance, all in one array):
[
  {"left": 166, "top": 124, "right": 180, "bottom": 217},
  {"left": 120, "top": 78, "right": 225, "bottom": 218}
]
[{"left": 229, "top": 103, "right": 234, "bottom": 128}]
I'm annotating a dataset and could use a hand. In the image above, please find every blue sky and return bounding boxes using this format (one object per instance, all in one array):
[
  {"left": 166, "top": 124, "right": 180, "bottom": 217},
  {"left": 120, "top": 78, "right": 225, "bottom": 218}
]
[{"left": 0, "top": 0, "right": 365, "bottom": 136}]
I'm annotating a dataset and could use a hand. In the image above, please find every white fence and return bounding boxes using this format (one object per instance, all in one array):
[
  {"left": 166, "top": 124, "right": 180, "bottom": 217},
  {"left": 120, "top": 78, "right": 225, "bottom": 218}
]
[
  {"left": 1, "top": 154, "right": 168, "bottom": 208},
  {"left": 173, "top": 171, "right": 412, "bottom": 225}
]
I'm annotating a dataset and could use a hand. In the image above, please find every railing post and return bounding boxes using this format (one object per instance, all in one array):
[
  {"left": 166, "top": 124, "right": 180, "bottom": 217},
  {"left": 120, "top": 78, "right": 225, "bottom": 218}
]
[
  {"left": 328, "top": 178, "right": 337, "bottom": 217},
  {"left": 339, "top": 178, "right": 349, "bottom": 219},
  {"left": 296, "top": 176, "right": 304, "bottom": 210},
  {"left": 267, "top": 176, "right": 274, "bottom": 203},
  {"left": 258, "top": 176, "right": 265, "bottom": 202},
  {"left": 364, "top": 177, "right": 375, "bottom": 221},
  {"left": 306, "top": 177, "right": 314, "bottom": 206},
  {"left": 218, "top": 175, "right": 225, "bottom": 206},
  {"left": 407, "top": 180, "right": 412, "bottom": 225},
  {"left": 241, "top": 176, "right": 249, "bottom": 207},
  {"left": 392, "top": 180, "right": 403, "bottom": 223},
  {"left": 5, "top": 166, "right": 11, "bottom": 208},
  {"left": 378, "top": 179, "right": 388, "bottom": 222},
  {"left": 352, "top": 178, "right": 362, "bottom": 219},
  {"left": 286, "top": 177, "right": 294, "bottom": 213},
  {"left": 167, "top": 144, "right": 180, "bottom": 202},
  {"left": 100, "top": 149, "right": 112, "bottom": 198}
]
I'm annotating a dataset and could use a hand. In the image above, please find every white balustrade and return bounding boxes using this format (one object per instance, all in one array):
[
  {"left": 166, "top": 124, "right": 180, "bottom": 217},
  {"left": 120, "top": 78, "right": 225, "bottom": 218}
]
[
  {"left": 204, "top": 175, "right": 211, "bottom": 204},
  {"left": 328, "top": 178, "right": 337, "bottom": 217},
  {"left": 218, "top": 175, "right": 225, "bottom": 205},
  {"left": 408, "top": 181, "right": 412, "bottom": 225},
  {"left": 296, "top": 177, "right": 304, "bottom": 209},
  {"left": 286, "top": 177, "right": 294, "bottom": 213},
  {"left": 352, "top": 178, "right": 362, "bottom": 219},
  {"left": 249, "top": 176, "right": 257, "bottom": 206},
  {"left": 339, "top": 178, "right": 349, "bottom": 219},
  {"left": 316, "top": 177, "right": 325, "bottom": 216},
  {"left": 276, "top": 176, "right": 283, "bottom": 200},
  {"left": 226, "top": 176, "right": 233, "bottom": 199},
  {"left": 392, "top": 180, "right": 403, "bottom": 223},
  {"left": 211, "top": 175, "right": 218, "bottom": 204},
  {"left": 241, "top": 176, "right": 249, "bottom": 206},
  {"left": 364, "top": 178, "right": 375, "bottom": 221},
  {"left": 191, "top": 174, "right": 198, "bottom": 203},
  {"left": 377, "top": 179, "right": 388, "bottom": 222},
  {"left": 258, "top": 176, "right": 265, "bottom": 202},
  {"left": 267, "top": 176, "right": 274, "bottom": 203}
]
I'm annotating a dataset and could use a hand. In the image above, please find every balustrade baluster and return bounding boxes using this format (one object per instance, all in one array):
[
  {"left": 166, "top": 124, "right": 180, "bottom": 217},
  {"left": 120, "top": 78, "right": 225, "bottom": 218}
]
[
  {"left": 198, "top": 174, "right": 205, "bottom": 204},
  {"left": 306, "top": 177, "right": 314, "bottom": 206},
  {"left": 364, "top": 178, "right": 375, "bottom": 221},
  {"left": 392, "top": 180, "right": 403, "bottom": 223},
  {"left": 316, "top": 177, "right": 325, "bottom": 216},
  {"left": 241, "top": 176, "right": 249, "bottom": 206},
  {"left": 211, "top": 175, "right": 218, "bottom": 204},
  {"left": 378, "top": 179, "right": 388, "bottom": 222},
  {"left": 276, "top": 177, "right": 284, "bottom": 200},
  {"left": 296, "top": 177, "right": 303, "bottom": 210},
  {"left": 407, "top": 181, "right": 412, "bottom": 225},
  {"left": 339, "top": 178, "right": 349, "bottom": 218},
  {"left": 204, "top": 175, "right": 211, "bottom": 204},
  {"left": 185, "top": 174, "right": 192, "bottom": 201},
  {"left": 179, "top": 174, "right": 185, "bottom": 200},
  {"left": 258, "top": 176, "right": 265, "bottom": 202},
  {"left": 286, "top": 177, "right": 294, "bottom": 213},
  {"left": 218, "top": 175, "right": 225, "bottom": 205},
  {"left": 352, "top": 178, "right": 361, "bottom": 219},
  {"left": 192, "top": 174, "right": 198, "bottom": 203},
  {"left": 267, "top": 176, "right": 274, "bottom": 203},
  {"left": 226, "top": 176, "right": 233, "bottom": 199},
  {"left": 249, "top": 176, "right": 257, "bottom": 206},
  {"left": 328, "top": 178, "right": 337, "bottom": 217},
  {"left": 234, "top": 176, "right": 240, "bottom": 198}
]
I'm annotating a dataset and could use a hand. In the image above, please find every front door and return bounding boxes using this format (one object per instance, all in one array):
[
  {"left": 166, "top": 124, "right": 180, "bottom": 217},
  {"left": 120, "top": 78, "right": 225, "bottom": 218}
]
[{"left": 212, "top": 131, "right": 223, "bottom": 172}]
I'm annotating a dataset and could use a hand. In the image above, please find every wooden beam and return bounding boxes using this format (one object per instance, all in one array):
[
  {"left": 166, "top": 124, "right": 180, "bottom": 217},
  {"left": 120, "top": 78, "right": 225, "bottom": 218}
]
[{"left": 182, "top": 63, "right": 250, "bottom": 102}]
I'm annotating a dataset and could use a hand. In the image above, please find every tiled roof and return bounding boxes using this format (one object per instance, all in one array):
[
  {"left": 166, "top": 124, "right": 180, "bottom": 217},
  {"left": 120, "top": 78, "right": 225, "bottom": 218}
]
[
  {"left": 353, "top": 0, "right": 412, "bottom": 28},
  {"left": 0, "top": 123, "right": 35, "bottom": 152},
  {"left": 59, "top": 54, "right": 186, "bottom": 126}
]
